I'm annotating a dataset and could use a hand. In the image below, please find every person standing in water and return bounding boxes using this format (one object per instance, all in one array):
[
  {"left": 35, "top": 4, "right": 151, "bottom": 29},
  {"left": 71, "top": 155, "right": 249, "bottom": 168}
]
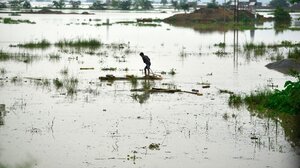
[{"left": 140, "top": 52, "right": 151, "bottom": 76}]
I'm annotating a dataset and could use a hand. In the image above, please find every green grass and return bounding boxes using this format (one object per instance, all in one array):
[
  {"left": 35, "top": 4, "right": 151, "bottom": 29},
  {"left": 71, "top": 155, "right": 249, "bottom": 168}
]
[
  {"left": 229, "top": 74, "right": 300, "bottom": 115},
  {"left": 0, "top": 50, "right": 10, "bottom": 61},
  {"left": 0, "top": 50, "right": 37, "bottom": 63},
  {"left": 17, "top": 39, "right": 51, "bottom": 49},
  {"left": 53, "top": 78, "right": 63, "bottom": 89},
  {"left": 288, "top": 47, "right": 300, "bottom": 60},
  {"left": 54, "top": 39, "right": 102, "bottom": 49},
  {"left": 228, "top": 94, "right": 243, "bottom": 108},
  {"left": 2, "top": 18, "right": 36, "bottom": 24},
  {"left": 244, "top": 42, "right": 267, "bottom": 56},
  {"left": 0, "top": 68, "right": 6, "bottom": 75},
  {"left": 60, "top": 67, "right": 68, "bottom": 75},
  {"left": 168, "top": 68, "right": 176, "bottom": 75},
  {"left": 214, "top": 42, "right": 226, "bottom": 48},
  {"left": 65, "top": 77, "right": 78, "bottom": 95}
]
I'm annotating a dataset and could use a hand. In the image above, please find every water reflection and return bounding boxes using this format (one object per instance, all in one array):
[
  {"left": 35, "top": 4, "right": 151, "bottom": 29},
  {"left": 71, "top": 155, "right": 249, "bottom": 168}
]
[
  {"left": 131, "top": 80, "right": 154, "bottom": 104},
  {"left": 0, "top": 104, "right": 5, "bottom": 126},
  {"left": 233, "top": 29, "right": 239, "bottom": 72}
]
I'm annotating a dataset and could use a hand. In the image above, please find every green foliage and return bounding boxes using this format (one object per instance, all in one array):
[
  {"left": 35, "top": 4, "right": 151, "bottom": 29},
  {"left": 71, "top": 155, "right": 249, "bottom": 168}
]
[
  {"left": 207, "top": 0, "right": 219, "bottom": 8},
  {"left": 90, "top": 1, "right": 106, "bottom": 9},
  {"left": 288, "top": 47, "right": 300, "bottom": 59},
  {"left": 269, "top": 0, "right": 289, "bottom": 8},
  {"left": 53, "top": 78, "right": 63, "bottom": 89},
  {"left": 241, "top": 75, "right": 300, "bottom": 115},
  {"left": 0, "top": 2, "right": 7, "bottom": 8},
  {"left": 69, "top": 0, "right": 81, "bottom": 8},
  {"left": 8, "top": 0, "right": 24, "bottom": 9},
  {"left": 133, "top": 0, "right": 153, "bottom": 10},
  {"left": 274, "top": 7, "right": 291, "bottom": 23},
  {"left": 54, "top": 39, "right": 102, "bottom": 49},
  {"left": 22, "top": 0, "right": 31, "bottom": 8},
  {"left": 228, "top": 94, "right": 243, "bottom": 108},
  {"left": 180, "top": 0, "right": 189, "bottom": 12},
  {"left": 289, "top": 0, "right": 300, "bottom": 3},
  {"left": 2, "top": 18, "right": 35, "bottom": 24},
  {"left": 17, "top": 39, "right": 51, "bottom": 49},
  {"left": 171, "top": 0, "right": 180, "bottom": 10},
  {"left": 52, "top": 0, "right": 65, "bottom": 9},
  {"left": 161, "top": 0, "right": 168, "bottom": 5},
  {"left": 119, "top": 0, "right": 132, "bottom": 10},
  {"left": 214, "top": 42, "right": 226, "bottom": 48}
]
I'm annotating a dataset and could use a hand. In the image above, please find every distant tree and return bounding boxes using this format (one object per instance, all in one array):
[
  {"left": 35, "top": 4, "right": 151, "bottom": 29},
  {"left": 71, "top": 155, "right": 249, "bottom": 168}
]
[
  {"left": 171, "top": 0, "right": 180, "bottom": 10},
  {"left": 23, "top": 0, "right": 31, "bottom": 8},
  {"left": 119, "top": 0, "right": 131, "bottom": 9},
  {"left": 90, "top": 1, "right": 106, "bottom": 9},
  {"left": 69, "top": 0, "right": 81, "bottom": 8},
  {"left": 189, "top": 1, "right": 197, "bottom": 10},
  {"left": 269, "top": 0, "right": 289, "bottom": 8},
  {"left": 289, "top": 0, "right": 299, "bottom": 3},
  {"left": 223, "top": 0, "right": 231, "bottom": 7},
  {"left": 133, "top": 0, "right": 153, "bottom": 9},
  {"left": 0, "top": 2, "right": 7, "bottom": 8},
  {"left": 207, "top": 0, "right": 219, "bottom": 8},
  {"left": 52, "top": 0, "right": 65, "bottom": 8},
  {"left": 9, "top": 0, "right": 24, "bottom": 9},
  {"left": 142, "top": 0, "right": 153, "bottom": 9},
  {"left": 111, "top": 0, "right": 120, "bottom": 8},
  {"left": 160, "top": 0, "right": 168, "bottom": 6},
  {"left": 274, "top": 7, "right": 291, "bottom": 22},
  {"left": 180, "top": 0, "right": 189, "bottom": 12}
]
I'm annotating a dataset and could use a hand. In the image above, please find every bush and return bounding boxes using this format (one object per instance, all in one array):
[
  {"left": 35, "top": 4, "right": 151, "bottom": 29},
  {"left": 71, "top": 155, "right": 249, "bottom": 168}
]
[{"left": 274, "top": 7, "right": 291, "bottom": 23}]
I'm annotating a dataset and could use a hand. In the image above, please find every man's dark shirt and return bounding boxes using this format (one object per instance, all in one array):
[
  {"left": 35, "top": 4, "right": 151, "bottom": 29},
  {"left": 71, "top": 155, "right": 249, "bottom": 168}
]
[{"left": 142, "top": 55, "right": 151, "bottom": 65}]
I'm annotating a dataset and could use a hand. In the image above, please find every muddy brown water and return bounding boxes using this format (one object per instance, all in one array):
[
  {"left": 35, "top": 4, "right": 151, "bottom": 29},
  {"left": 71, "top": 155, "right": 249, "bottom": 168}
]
[{"left": 0, "top": 10, "right": 299, "bottom": 168}]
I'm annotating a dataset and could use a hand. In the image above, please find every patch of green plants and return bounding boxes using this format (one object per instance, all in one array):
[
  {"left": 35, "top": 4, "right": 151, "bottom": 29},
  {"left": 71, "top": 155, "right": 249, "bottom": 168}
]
[
  {"left": 288, "top": 47, "right": 300, "bottom": 60},
  {"left": 54, "top": 39, "right": 102, "bottom": 49},
  {"left": 65, "top": 77, "right": 78, "bottom": 95},
  {"left": 0, "top": 50, "right": 37, "bottom": 63},
  {"left": 48, "top": 53, "right": 61, "bottom": 61},
  {"left": 229, "top": 72, "right": 300, "bottom": 115},
  {"left": 214, "top": 42, "right": 225, "bottom": 48},
  {"left": 0, "top": 67, "right": 6, "bottom": 75},
  {"left": 60, "top": 67, "right": 68, "bottom": 75},
  {"left": 53, "top": 78, "right": 63, "bottom": 89},
  {"left": 0, "top": 50, "right": 10, "bottom": 61},
  {"left": 243, "top": 42, "right": 267, "bottom": 56},
  {"left": 228, "top": 94, "right": 243, "bottom": 108},
  {"left": 2, "top": 17, "right": 36, "bottom": 24},
  {"left": 17, "top": 39, "right": 51, "bottom": 49},
  {"left": 168, "top": 68, "right": 176, "bottom": 75}
]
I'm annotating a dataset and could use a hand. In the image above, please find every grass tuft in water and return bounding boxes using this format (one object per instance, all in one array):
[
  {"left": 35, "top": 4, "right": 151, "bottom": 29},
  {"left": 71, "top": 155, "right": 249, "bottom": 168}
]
[
  {"left": 214, "top": 42, "right": 226, "bottom": 48},
  {"left": 53, "top": 78, "right": 63, "bottom": 89},
  {"left": 288, "top": 47, "right": 300, "bottom": 60},
  {"left": 0, "top": 68, "right": 6, "bottom": 75},
  {"left": 228, "top": 94, "right": 243, "bottom": 108},
  {"left": 17, "top": 39, "right": 51, "bottom": 49},
  {"left": 168, "top": 68, "right": 176, "bottom": 75},
  {"left": 65, "top": 77, "right": 78, "bottom": 95},
  {"left": 60, "top": 67, "right": 68, "bottom": 75},
  {"left": 55, "top": 39, "right": 102, "bottom": 49}
]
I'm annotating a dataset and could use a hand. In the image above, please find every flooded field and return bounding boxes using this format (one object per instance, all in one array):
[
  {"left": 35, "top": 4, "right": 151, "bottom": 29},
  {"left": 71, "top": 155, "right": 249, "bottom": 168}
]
[{"left": 0, "top": 10, "right": 299, "bottom": 168}]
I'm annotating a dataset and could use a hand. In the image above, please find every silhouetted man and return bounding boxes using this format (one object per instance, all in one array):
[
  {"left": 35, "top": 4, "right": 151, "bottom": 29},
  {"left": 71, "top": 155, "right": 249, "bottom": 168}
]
[{"left": 140, "top": 52, "right": 151, "bottom": 76}]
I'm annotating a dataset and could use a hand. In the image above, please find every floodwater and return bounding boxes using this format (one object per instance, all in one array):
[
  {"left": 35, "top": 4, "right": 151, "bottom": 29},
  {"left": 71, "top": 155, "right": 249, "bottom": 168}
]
[{"left": 0, "top": 10, "right": 299, "bottom": 168}]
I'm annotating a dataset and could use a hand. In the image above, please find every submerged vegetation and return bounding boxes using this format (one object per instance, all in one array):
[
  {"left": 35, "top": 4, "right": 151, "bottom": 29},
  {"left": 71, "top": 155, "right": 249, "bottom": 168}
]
[
  {"left": 0, "top": 17, "right": 36, "bottom": 24},
  {"left": 17, "top": 39, "right": 51, "bottom": 49},
  {"left": 229, "top": 73, "right": 300, "bottom": 115},
  {"left": 55, "top": 39, "right": 102, "bottom": 49}
]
